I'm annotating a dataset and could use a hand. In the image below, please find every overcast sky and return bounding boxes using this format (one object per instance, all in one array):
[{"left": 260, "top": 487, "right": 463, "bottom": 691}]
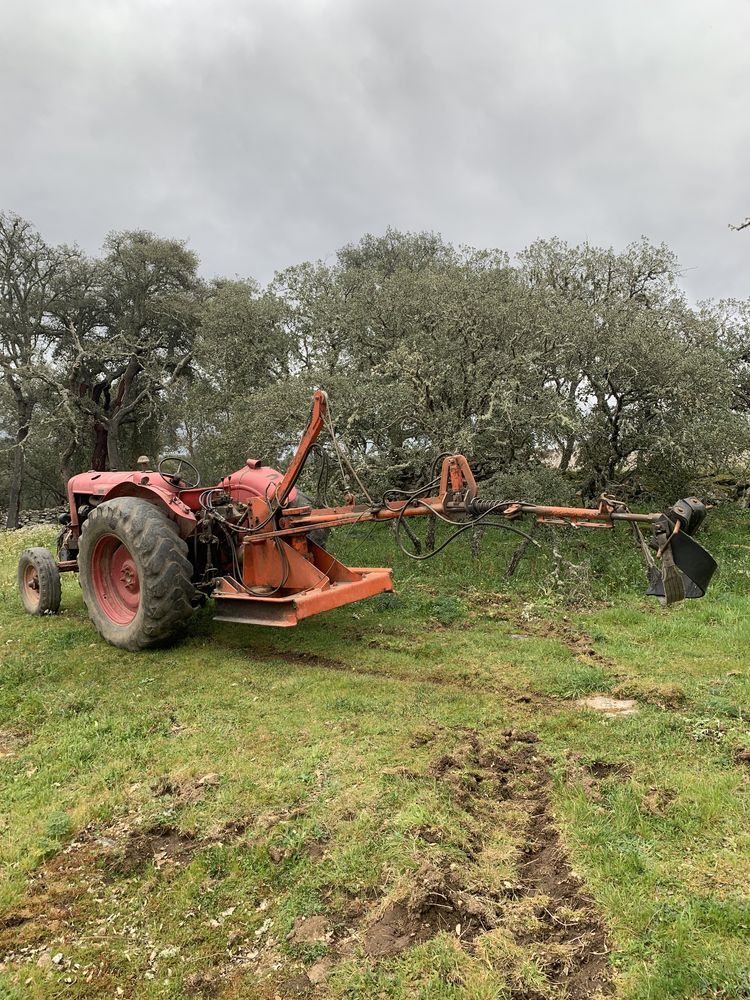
[{"left": 2, "top": 0, "right": 749, "bottom": 299}]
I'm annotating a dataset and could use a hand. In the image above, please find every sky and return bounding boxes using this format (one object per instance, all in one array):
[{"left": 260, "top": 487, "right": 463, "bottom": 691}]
[{"left": 2, "top": 0, "right": 749, "bottom": 300}]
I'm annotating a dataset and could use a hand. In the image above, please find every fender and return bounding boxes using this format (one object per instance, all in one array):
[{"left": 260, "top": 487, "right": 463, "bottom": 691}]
[
  {"left": 67, "top": 471, "right": 197, "bottom": 538},
  {"left": 104, "top": 482, "right": 197, "bottom": 538}
]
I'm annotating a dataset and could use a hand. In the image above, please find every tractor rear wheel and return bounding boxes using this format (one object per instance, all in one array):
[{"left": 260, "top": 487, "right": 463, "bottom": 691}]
[
  {"left": 79, "top": 497, "right": 195, "bottom": 651},
  {"left": 18, "top": 547, "right": 62, "bottom": 615}
]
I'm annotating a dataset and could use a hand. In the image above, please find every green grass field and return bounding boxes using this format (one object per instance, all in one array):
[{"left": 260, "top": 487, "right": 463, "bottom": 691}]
[{"left": 1, "top": 510, "right": 750, "bottom": 999}]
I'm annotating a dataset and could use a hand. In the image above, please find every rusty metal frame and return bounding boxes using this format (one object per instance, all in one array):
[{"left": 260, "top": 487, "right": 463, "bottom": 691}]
[{"left": 54, "top": 390, "right": 711, "bottom": 626}]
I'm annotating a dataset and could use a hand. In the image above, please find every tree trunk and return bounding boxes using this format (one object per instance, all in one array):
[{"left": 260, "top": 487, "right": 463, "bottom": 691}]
[
  {"left": 6, "top": 397, "right": 34, "bottom": 529},
  {"left": 107, "top": 415, "right": 123, "bottom": 470},
  {"left": 559, "top": 437, "right": 575, "bottom": 473},
  {"left": 92, "top": 420, "right": 109, "bottom": 471}
]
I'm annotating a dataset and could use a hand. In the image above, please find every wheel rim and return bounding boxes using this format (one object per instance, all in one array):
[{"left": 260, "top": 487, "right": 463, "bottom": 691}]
[
  {"left": 22, "top": 563, "right": 41, "bottom": 608},
  {"left": 90, "top": 534, "right": 140, "bottom": 625}
]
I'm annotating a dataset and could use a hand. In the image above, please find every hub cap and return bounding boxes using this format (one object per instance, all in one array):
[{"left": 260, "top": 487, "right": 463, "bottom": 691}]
[
  {"left": 22, "top": 564, "right": 40, "bottom": 608},
  {"left": 91, "top": 534, "right": 140, "bottom": 625}
]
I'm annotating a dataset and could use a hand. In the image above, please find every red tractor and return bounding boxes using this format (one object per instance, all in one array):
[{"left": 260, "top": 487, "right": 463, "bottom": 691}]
[{"left": 17, "top": 391, "right": 718, "bottom": 651}]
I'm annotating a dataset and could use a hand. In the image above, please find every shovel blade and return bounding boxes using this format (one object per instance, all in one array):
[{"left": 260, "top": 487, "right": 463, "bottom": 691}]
[{"left": 646, "top": 531, "right": 718, "bottom": 601}]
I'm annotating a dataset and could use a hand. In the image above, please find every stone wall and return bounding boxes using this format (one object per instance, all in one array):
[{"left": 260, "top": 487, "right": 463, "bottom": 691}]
[{"left": 0, "top": 507, "right": 67, "bottom": 530}]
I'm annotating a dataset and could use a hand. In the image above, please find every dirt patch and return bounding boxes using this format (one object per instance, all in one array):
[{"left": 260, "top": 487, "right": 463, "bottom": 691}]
[
  {"left": 299, "top": 729, "right": 614, "bottom": 995},
  {"left": 184, "top": 969, "right": 222, "bottom": 996},
  {"left": 151, "top": 772, "right": 221, "bottom": 806},
  {"left": 360, "top": 862, "right": 489, "bottom": 959},
  {"left": 107, "top": 824, "right": 197, "bottom": 877},
  {"left": 565, "top": 754, "right": 631, "bottom": 802},
  {"left": 587, "top": 760, "right": 630, "bottom": 780},
  {"left": 306, "top": 838, "right": 327, "bottom": 861},
  {"left": 426, "top": 729, "right": 614, "bottom": 998},
  {"left": 0, "top": 821, "right": 198, "bottom": 960},
  {"left": 512, "top": 775, "right": 613, "bottom": 996},
  {"left": 641, "top": 787, "right": 676, "bottom": 816},
  {"left": 410, "top": 727, "right": 443, "bottom": 748},
  {"left": 414, "top": 824, "right": 442, "bottom": 844},
  {"left": 361, "top": 900, "right": 446, "bottom": 957},
  {"left": 288, "top": 915, "right": 331, "bottom": 944},
  {"left": 0, "top": 728, "right": 29, "bottom": 758}
]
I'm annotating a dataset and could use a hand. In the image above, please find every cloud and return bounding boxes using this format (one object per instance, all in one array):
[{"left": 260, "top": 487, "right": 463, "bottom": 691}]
[{"left": 2, "top": 0, "right": 749, "bottom": 298}]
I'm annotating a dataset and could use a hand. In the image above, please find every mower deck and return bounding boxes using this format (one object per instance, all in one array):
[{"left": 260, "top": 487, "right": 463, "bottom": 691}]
[{"left": 212, "top": 565, "right": 394, "bottom": 626}]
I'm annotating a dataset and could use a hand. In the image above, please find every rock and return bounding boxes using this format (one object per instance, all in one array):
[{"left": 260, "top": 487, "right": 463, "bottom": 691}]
[
  {"left": 576, "top": 695, "right": 638, "bottom": 716},
  {"left": 37, "top": 951, "right": 54, "bottom": 969},
  {"left": 0, "top": 506, "right": 68, "bottom": 530}
]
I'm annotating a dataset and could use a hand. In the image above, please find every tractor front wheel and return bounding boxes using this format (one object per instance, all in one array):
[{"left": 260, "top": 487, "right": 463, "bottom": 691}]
[
  {"left": 79, "top": 497, "right": 195, "bottom": 651},
  {"left": 18, "top": 547, "right": 62, "bottom": 615}
]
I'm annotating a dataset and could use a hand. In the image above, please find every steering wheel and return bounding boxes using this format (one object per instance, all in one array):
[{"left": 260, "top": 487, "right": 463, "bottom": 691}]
[{"left": 157, "top": 456, "right": 201, "bottom": 489}]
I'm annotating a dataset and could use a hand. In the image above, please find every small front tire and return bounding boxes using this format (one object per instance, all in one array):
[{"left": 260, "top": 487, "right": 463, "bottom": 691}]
[{"left": 18, "top": 548, "right": 62, "bottom": 615}]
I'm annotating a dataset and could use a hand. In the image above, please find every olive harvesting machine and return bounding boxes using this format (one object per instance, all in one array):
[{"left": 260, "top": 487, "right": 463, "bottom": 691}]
[{"left": 17, "top": 391, "right": 718, "bottom": 651}]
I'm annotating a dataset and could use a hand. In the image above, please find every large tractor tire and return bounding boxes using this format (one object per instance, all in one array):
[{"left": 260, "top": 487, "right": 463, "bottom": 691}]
[
  {"left": 79, "top": 497, "right": 195, "bottom": 651},
  {"left": 18, "top": 547, "right": 62, "bottom": 615}
]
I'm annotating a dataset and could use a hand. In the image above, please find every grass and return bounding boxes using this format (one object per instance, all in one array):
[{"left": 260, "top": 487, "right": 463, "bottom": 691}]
[{"left": 0, "top": 508, "right": 749, "bottom": 998}]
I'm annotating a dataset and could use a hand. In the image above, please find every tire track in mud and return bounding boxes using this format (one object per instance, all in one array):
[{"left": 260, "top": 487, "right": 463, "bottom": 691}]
[
  {"left": 292, "top": 727, "right": 616, "bottom": 997},
  {"left": 0, "top": 725, "right": 614, "bottom": 998},
  {"left": 204, "top": 639, "right": 559, "bottom": 711},
  {"left": 429, "top": 728, "right": 615, "bottom": 999}
]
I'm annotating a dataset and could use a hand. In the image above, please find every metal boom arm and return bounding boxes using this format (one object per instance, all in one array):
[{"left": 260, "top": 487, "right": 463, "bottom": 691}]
[{"left": 209, "top": 392, "right": 717, "bottom": 626}]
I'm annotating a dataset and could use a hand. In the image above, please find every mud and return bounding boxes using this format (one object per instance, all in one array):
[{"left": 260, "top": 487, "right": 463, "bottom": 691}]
[
  {"left": 108, "top": 824, "right": 197, "bottom": 876},
  {"left": 293, "top": 728, "right": 615, "bottom": 995},
  {"left": 358, "top": 859, "right": 492, "bottom": 961},
  {"left": 510, "top": 755, "right": 614, "bottom": 998},
  {"left": 426, "top": 729, "right": 614, "bottom": 998},
  {"left": 1, "top": 723, "right": 614, "bottom": 998},
  {"left": 361, "top": 900, "right": 453, "bottom": 957}
]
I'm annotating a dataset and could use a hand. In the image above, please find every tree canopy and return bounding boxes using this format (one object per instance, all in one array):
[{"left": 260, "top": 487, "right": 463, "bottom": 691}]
[{"left": 2, "top": 215, "right": 749, "bottom": 527}]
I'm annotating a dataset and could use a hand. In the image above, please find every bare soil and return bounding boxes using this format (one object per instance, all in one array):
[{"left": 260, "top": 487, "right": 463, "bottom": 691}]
[{"left": 0, "top": 728, "right": 614, "bottom": 998}]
